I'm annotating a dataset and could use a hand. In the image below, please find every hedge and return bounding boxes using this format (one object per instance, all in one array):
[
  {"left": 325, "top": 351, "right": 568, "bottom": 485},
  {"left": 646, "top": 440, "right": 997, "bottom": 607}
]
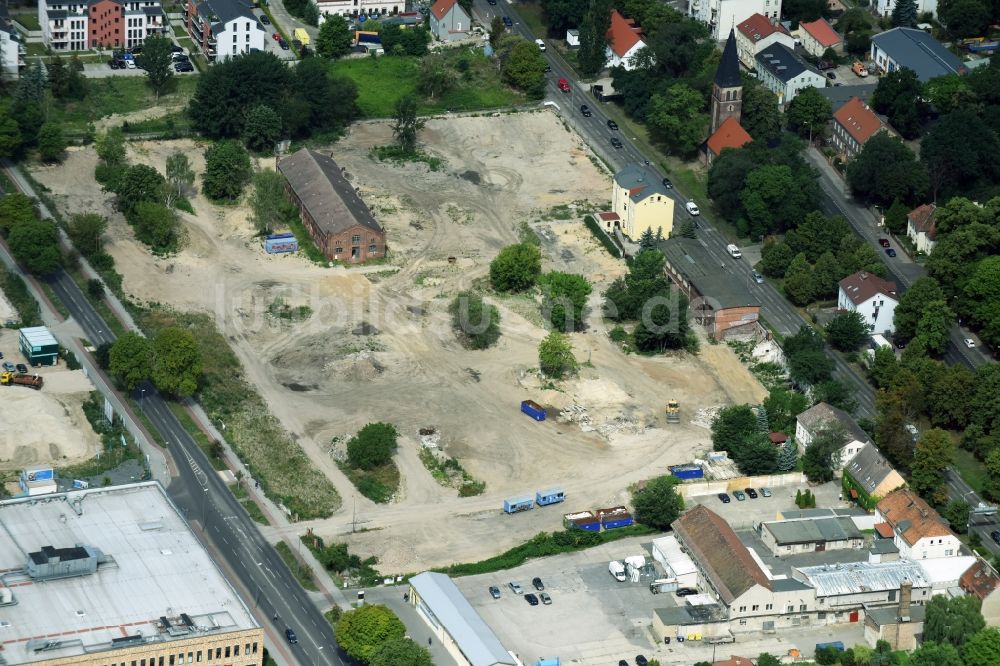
[{"left": 584, "top": 215, "right": 622, "bottom": 258}]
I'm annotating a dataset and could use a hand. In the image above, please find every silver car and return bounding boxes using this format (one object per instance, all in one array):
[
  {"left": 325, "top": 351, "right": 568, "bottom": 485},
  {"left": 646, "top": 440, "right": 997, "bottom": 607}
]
[{"left": 508, "top": 581, "right": 523, "bottom": 594}]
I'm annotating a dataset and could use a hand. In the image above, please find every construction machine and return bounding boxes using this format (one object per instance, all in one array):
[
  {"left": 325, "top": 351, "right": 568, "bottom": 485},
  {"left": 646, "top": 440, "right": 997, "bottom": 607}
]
[{"left": 665, "top": 399, "right": 680, "bottom": 424}]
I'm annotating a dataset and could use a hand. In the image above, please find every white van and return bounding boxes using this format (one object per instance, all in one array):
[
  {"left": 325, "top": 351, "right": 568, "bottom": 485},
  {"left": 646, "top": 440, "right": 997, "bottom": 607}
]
[
  {"left": 535, "top": 39, "right": 546, "bottom": 51},
  {"left": 726, "top": 244, "right": 742, "bottom": 258}
]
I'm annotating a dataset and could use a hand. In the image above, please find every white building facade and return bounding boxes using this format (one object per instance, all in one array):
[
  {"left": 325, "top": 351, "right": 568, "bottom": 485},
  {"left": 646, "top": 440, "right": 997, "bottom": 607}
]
[
  {"left": 875, "top": 0, "right": 938, "bottom": 18},
  {"left": 0, "top": 23, "right": 23, "bottom": 78},
  {"left": 689, "top": 0, "right": 782, "bottom": 40},
  {"left": 838, "top": 271, "right": 899, "bottom": 336},
  {"left": 39, "top": 0, "right": 89, "bottom": 51},
  {"left": 315, "top": 0, "right": 402, "bottom": 17}
]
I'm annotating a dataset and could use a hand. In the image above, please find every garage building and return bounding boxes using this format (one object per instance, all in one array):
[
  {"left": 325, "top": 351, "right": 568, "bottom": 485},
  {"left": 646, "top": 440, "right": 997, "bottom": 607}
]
[
  {"left": 18, "top": 325, "right": 59, "bottom": 366},
  {"left": 408, "top": 572, "right": 517, "bottom": 666},
  {"left": 651, "top": 535, "right": 698, "bottom": 588},
  {"left": 759, "top": 516, "right": 865, "bottom": 557}
]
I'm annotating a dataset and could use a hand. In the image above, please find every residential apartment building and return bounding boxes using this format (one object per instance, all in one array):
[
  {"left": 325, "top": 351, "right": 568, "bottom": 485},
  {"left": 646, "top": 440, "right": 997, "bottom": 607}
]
[
  {"left": 795, "top": 401, "right": 871, "bottom": 469},
  {"left": 870, "top": 27, "right": 967, "bottom": 82},
  {"left": 605, "top": 9, "right": 646, "bottom": 70},
  {"left": 185, "top": 0, "right": 264, "bottom": 61},
  {"left": 875, "top": 0, "right": 938, "bottom": 19},
  {"left": 906, "top": 203, "right": 937, "bottom": 254},
  {"left": 315, "top": 0, "right": 402, "bottom": 19},
  {"left": 831, "top": 96, "right": 888, "bottom": 160},
  {"left": 688, "top": 0, "right": 782, "bottom": 40},
  {"left": 0, "top": 5, "right": 24, "bottom": 79},
  {"left": 876, "top": 488, "right": 961, "bottom": 559},
  {"left": 735, "top": 12, "right": 793, "bottom": 69},
  {"left": 39, "top": 0, "right": 165, "bottom": 50},
  {"left": 610, "top": 163, "right": 674, "bottom": 239},
  {"left": 798, "top": 18, "right": 842, "bottom": 58},
  {"left": 755, "top": 42, "right": 824, "bottom": 106},
  {"left": 838, "top": 270, "right": 898, "bottom": 335}
]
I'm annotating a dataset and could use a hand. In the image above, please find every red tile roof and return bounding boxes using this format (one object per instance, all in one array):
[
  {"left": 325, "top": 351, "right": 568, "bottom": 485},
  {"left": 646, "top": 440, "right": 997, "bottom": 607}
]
[
  {"left": 606, "top": 9, "right": 644, "bottom": 58},
  {"left": 960, "top": 559, "right": 1000, "bottom": 600},
  {"left": 800, "top": 18, "right": 842, "bottom": 47},
  {"left": 839, "top": 270, "right": 897, "bottom": 306},
  {"left": 597, "top": 212, "right": 620, "bottom": 222},
  {"left": 714, "top": 658, "right": 756, "bottom": 666},
  {"left": 833, "top": 97, "right": 885, "bottom": 146},
  {"left": 707, "top": 117, "right": 752, "bottom": 157},
  {"left": 430, "top": 0, "right": 458, "bottom": 21},
  {"left": 874, "top": 522, "right": 894, "bottom": 539},
  {"left": 737, "top": 13, "right": 788, "bottom": 43},
  {"left": 908, "top": 203, "right": 937, "bottom": 238},
  {"left": 768, "top": 432, "right": 788, "bottom": 445},
  {"left": 876, "top": 488, "right": 954, "bottom": 546}
]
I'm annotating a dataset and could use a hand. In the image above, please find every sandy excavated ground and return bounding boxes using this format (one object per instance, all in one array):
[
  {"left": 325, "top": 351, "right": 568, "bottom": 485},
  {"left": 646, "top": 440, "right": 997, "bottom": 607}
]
[
  {"left": 31, "top": 112, "right": 766, "bottom": 572},
  {"left": 0, "top": 288, "right": 15, "bottom": 323},
  {"left": 0, "top": 330, "right": 101, "bottom": 470}
]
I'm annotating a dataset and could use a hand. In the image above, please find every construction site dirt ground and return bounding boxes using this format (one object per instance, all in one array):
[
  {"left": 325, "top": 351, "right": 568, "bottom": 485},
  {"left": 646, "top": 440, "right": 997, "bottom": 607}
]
[
  {"left": 0, "top": 329, "right": 101, "bottom": 471},
  {"left": 29, "top": 112, "right": 766, "bottom": 572}
]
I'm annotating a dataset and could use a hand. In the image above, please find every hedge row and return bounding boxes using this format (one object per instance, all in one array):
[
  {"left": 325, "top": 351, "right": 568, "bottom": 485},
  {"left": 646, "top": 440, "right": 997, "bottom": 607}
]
[{"left": 584, "top": 215, "right": 622, "bottom": 258}]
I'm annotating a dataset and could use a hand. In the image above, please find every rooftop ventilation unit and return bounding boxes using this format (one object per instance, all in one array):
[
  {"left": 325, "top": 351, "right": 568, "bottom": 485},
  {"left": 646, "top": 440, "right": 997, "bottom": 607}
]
[{"left": 26, "top": 544, "right": 102, "bottom": 580}]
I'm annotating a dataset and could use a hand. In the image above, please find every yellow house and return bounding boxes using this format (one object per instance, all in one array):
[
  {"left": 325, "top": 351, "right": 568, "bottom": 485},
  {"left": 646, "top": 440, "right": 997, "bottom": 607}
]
[{"left": 610, "top": 164, "right": 675, "bottom": 240}]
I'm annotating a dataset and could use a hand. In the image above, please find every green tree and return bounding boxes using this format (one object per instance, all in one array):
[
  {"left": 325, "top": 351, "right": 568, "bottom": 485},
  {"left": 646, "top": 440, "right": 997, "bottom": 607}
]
[
  {"left": 786, "top": 86, "right": 832, "bottom": 140},
  {"left": 763, "top": 388, "right": 809, "bottom": 433},
  {"left": 538, "top": 331, "right": 577, "bottom": 378},
  {"left": 542, "top": 0, "right": 588, "bottom": 33},
  {"left": 165, "top": 152, "right": 195, "bottom": 209},
  {"left": 247, "top": 169, "right": 289, "bottom": 236},
  {"left": 942, "top": 499, "right": 970, "bottom": 533},
  {"left": 756, "top": 655, "right": 781, "bottom": 666},
  {"left": 604, "top": 249, "right": 674, "bottom": 321},
  {"left": 9, "top": 217, "right": 61, "bottom": 275},
  {"left": 110, "top": 164, "right": 166, "bottom": 214},
  {"left": 925, "top": 594, "right": 985, "bottom": 647},
  {"left": 67, "top": 213, "right": 107, "bottom": 258},
  {"left": 871, "top": 68, "right": 925, "bottom": 139},
  {"left": 711, "top": 405, "right": 758, "bottom": 454},
  {"left": 891, "top": 0, "right": 918, "bottom": 26},
  {"left": 369, "top": 637, "right": 433, "bottom": 666},
  {"left": 783, "top": 252, "right": 815, "bottom": 306},
  {"left": 108, "top": 332, "right": 153, "bottom": 390},
  {"left": 740, "top": 164, "right": 818, "bottom": 237},
  {"left": 449, "top": 292, "right": 501, "bottom": 349},
  {"left": 884, "top": 199, "right": 910, "bottom": 235},
  {"left": 782, "top": 0, "right": 827, "bottom": 21},
  {"left": 938, "top": 0, "right": 991, "bottom": 39},
  {"left": 811, "top": 250, "right": 843, "bottom": 299},
  {"left": 489, "top": 16, "right": 506, "bottom": 48},
  {"left": 632, "top": 294, "right": 690, "bottom": 352},
  {"left": 151, "top": 327, "right": 202, "bottom": 397},
  {"left": 802, "top": 423, "right": 849, "bottom": 483},
  {"left": 894, "top": 278, "right": 946, "bottom": 342},
  {"left": 910, "top": 428, "right": 954, "bottom": 502},
  {"left": 847, "top": 133, "right": 928, "bottom": 205},
  {"left": 963, "top": 628, "right": 1000, "bottom": 666},
  {"left": 418, "top": 55, "right": 455, "bottom": 101},
  {"left": 914, "top": 299, "right": 954, "bottom": 355},
  {"left": 36, "top": 122, "right": 66, "bottom": 163},
  {"left": 647, "top": 83, "right": 708, "bottom": 159},
  {"left": 632, "top": 475, "right": 684, "bottom": 530},
  {"left": 869, "top": 640, "right": 900, "bottom": 666},
  {"left": 346, "top": 423, "right": 399, "bottom": 470},
  {"left": 138, "top": 34, "right": 173, "bottom": 98},
  {"left": 490, "top": 243, "right": 542, "bottom": 292},
  {"left": 924, "top": 74, "right": 978, "bottom": 115},
  {"left": 334, "top": 604, "right": 406, "bottom": 664},
  {"left": 96, "top": 127, "right": 127, "bottom": 172},
  {"left": 777, "top": 437, "right": 798, "bottom": 471},
  {"left": 203, "top": 140, "right": 252, "bottom": 201},
  {"left": 540, "top": 272, "right": 592, "bottom": 333},
  {"left": 0, "top": 193, "right": 37, "bottom": 235},
  {"left": 876, "top": 388, "right": 915, "bottom": 467},
  {"left": 292, "top": 57, "right": 358, "bottom": 136},
  {"left": 759, "top": 240, "right": 796, "bottom": 278},
  {"left": 577, "top": 0, "right": 613, "bottom": 76},
  {"left": 391, "top": 95, "right": 425, "bottom": 156},
  {"left": 869, "top": 346, "right": 899, "bottom": 389},
  {"left": 501, "top": 38, "right": 546, "bottom": 97},
  {"left": 130, "top": 202, "right": 179, "bottom": 253},
  {"left": 737, "top": 434, "right": 780, "bottom": 474},
  {"left": 0, "top": 107, "right": 23, "bottom": 160},
  {"left": 316, "top": 15, "right": 352, "bottom": 58},
  {"left": 242, "top": 104, "right": 282, "bottom": 153},
  {"left": 964, "top": 256, "right": 1000, "bottom": 348},
  {"left": 740, "top": 83, "right": 782, "bottom": 143},
  {"left": 827, "top": 311, "right": 870, "bottom": 352},
  {"left": 921, "top": 110, "right": 1000, "bottom": 201}
]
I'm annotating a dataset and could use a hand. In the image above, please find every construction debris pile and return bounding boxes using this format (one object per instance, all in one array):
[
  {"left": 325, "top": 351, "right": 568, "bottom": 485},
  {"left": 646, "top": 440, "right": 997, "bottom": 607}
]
[
  {"left": 557, "top": 403, "right": 645, "bottom": 437},
  {"left": 690, "top": 406, "right": 723, "bottom": 430}
]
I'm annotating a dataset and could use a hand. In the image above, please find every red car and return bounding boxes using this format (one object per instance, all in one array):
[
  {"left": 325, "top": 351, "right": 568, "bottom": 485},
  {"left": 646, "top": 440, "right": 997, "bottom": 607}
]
[
  {"left": 878, "top": 238, "right": 891, "bottom": 247},
  {"left": 272, "top": 32, "right": 281, "bottom": 41},
  {"left": 557, "top": 78, "right": 570, "bottom": 92}
]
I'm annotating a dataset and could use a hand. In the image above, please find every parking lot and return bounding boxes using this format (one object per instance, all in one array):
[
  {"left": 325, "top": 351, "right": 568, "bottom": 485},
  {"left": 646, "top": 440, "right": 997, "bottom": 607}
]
[{"left": 685, "top": 480, "right": 845, "bottom": 530}]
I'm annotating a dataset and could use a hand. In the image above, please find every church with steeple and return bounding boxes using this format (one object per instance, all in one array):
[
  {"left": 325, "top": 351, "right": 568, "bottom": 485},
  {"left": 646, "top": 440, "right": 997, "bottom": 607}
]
[{"left": 705, "top": 29, "right": 751, "bottom": 164}]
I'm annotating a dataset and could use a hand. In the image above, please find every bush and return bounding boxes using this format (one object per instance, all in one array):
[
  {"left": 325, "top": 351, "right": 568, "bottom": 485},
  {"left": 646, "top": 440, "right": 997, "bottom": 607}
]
[
  {"left": 449, "top": 292, "right": 500, "bottom": 349},
  {"left": 346, "top": 422, "right": 399, "bottom": 470},
  {"left": 489, "top": 242, "right": 541, "bottom": 292}
]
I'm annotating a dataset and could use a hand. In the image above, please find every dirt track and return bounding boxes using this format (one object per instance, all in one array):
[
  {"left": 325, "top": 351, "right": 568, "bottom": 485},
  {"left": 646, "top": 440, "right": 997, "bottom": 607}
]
[{"left": 31, "top": 112, "right": 766, "bottom": 571}]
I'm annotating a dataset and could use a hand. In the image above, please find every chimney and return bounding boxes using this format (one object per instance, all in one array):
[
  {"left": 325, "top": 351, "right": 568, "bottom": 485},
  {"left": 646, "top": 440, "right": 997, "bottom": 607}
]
[{"left": 899, "top": 578, "right": 912, "bottom": 622}]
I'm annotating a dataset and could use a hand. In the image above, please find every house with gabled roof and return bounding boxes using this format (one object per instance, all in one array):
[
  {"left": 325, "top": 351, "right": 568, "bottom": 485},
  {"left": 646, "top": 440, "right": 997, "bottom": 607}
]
[
  {"left": 799, "top": 18, "right": 842, "bottom": 58},
  {"left": 705, "top": 116, "right": 752, "bottom": 165},
  {"left": 876, "top": 488, "right": 961, "bottom": 559},
  {"left": 843, "top": 442, "right": 906, "bottom": 509},
  {"left": 429, "top": 0, "right": 470, "bottom": 42},
  {"left": 870, "top": 27, "right": 967, "bottom": 82},
  {"left": 755, "top": 42, "right": 825, "bottom": 107},
  {"left": 960, "top": 558, "right": 1000, "bottom": 626},
  {"left": 185, "top": 0, "right": 264, "bottom": 61},
  {"left": 605, "top": 10, "right": 646, "bottom": 70},
  {"left": 611, "top": 164, "right": 673, "bottom": 239},
  {"left": 795, "top": 401, "right": 871, "bottom": 470},
  {"left": 838, "top": 270, "right": 898, "bottom": 335},
  {"left": 831, "top": 96, "right": 889, "bottom": 160},
  {"left": 906, "top": 203, "right": 937, "bottom": 254},
  {"left": 735, "top": 13, "right": 793, "bottom": 69}
]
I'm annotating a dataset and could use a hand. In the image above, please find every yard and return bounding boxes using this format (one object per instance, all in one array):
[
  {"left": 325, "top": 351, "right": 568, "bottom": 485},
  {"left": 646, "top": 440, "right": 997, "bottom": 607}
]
[
  {"left": 50, "top": 76, "right": 199, "bottom": 134},
  {"left": 329, "top": 49, "right": 528, "bottom": 118},
  {"left": 10, "top": 11, "right": 40, "bottom": 30}
]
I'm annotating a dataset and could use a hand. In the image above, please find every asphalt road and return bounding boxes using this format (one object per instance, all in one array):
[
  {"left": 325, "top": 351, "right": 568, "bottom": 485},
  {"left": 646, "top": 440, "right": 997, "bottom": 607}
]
[{"left": 0, "top": 173, "right": 342, "bottom": 666}]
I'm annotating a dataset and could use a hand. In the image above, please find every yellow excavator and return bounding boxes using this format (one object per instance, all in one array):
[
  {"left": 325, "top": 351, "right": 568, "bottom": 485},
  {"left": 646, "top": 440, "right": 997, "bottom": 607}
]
[{"left": 665, "top": 399, "right": 680, "bottom": 424}]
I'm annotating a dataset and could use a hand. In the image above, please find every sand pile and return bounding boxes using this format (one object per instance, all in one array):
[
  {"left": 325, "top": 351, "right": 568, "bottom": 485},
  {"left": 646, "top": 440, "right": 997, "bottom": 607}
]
[{"left": 0, "top": 389, "right": 100, "bottom": 468}]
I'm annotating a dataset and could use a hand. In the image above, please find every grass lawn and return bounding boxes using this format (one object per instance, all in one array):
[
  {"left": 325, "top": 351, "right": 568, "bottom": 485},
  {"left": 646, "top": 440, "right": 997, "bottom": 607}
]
[
  {"left": 11, "top": 12, "right": 41, "bottom": 30},
  {"left": 953, "top": 447, "right": 988, "bottom": 495},
  {"left": 330, "top": 50, "right": 527, "bottom": 118},
  {"left": 275, "top": 541, "right": 319, "bottom": 591},
  {"left": 515, "top": 2, "right": 548, "bottom": 38},
  {"left": 50, "top": 76, "right": 199, "bottom": 133},
  {"left": 337, "top": 460, "right": 400, "bottom": 504},
  {"left": 231, "top": 483, "right": 270, "bottom": 525}
]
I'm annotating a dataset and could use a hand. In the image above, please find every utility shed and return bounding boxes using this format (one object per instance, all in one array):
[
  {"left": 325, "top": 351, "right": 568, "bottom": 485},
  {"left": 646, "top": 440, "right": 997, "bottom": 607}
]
[
  {"left": 651, "top": 535, "right": 699, "bottom": 587},
  {"left": 408, "top": 572, "right": 516, "bottom": 666},
  {"left": 760, "top": 516, "right": 865, "bottom": 556},
  {"left": 18, "top": 326, "right": 58, "bottom": 366}
]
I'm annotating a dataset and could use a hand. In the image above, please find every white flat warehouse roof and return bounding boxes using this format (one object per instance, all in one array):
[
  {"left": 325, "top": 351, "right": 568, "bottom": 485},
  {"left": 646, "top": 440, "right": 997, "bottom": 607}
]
[
  {"left": 0, "top": 482, "right": 258, "bottom": 665},
  {"left": 18, "top": 326, "right": 58, "bottom": 347}
]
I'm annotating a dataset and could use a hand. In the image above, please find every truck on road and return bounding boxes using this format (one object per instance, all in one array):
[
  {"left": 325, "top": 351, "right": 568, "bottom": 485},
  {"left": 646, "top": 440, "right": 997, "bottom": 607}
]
[{"left": 1, "top": 372, "right": 43, "bottom": 390}]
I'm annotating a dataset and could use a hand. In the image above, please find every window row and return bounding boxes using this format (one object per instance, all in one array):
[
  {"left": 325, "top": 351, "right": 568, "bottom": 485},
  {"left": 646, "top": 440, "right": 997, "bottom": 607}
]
[{"left": 100, "top": 641, "right": 258, "bottom": 666}]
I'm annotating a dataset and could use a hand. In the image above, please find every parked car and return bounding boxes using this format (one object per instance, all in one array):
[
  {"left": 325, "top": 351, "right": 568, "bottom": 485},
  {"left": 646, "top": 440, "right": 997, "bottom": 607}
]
[
  {"left": 610, "top": 137, "right": 623, "bottom": 149},
  {"left": 992, "top": 531, "right": 1000, "bottom": 545},
  {"left": 717, "top": 492, "right": 730, "bottom": 503},
  {"left": 826, "top": 71, "right": 836, "bottom": 79},
  {"left": 2, "top": 362, "right": 14, "bottom": 372},
  {"left": 544, "top": 64, "right": 551, "bottom": 72},
  {"left": 489, "top": 585, "right": 501, "bottom": 599},
  {"left": 108, "top": 59, "right": 120, "bottom": 69},
  {"left": 534, "top": 38, "right": 546, "bottom": 51},
  {"left": 259, "top": 13, "right": 270, "bottom": 24},
  {"left": 685, "top": 201, "right": 700, "bottom": 215},
  {"left": 661, "top": 178, "right": 672, "bottom": 189},
  {"left": 885, "top": 248, "right": 897, "bottom": 257},
  {"left": 176, "top": 62, "right": 194, "bottom": 72},
  {"left": 761, "top": 487, "right": 772, "bottom": 497},
  {"left": 488, "top": 0, "right": 497, "bottom": 4},
  {"left": 124, "top": 59, "right": 136, "bottom": 69},
  {"left": 752, "top": 271, "right": 765, "bottom": 284},
  {"left": 15, "top": 364, "right": 27, "bottom": 374},
  {"left": 965, "top": 338, "right": 977, "bottom": 348},
  {"left": 508, "top": 581, "right": 523, "bottom": 594},
  {"left": 878, "top": 238, "right": 891, "bottom": 247},
  {"left": 557, "top": 78, "right": 570, "bottom": 92},
  {"left": 580, "top": 104, "right": 592, "bottom": 117},
  {"left": 733, "top": 490, "right": 747, "bottom": 501},
  {"left": 170, "top": 43, "right": 183, "bottom": 52},
  {"left": 540, "top": 592, "right": 552, "bottom": 604},
  {"left": 636, "top": 657, "right": 649, "bottom": 666},
  {"left": 273, "top": 32, "right": 281, "bottom": 40},
  {"left": 285, "top": 628, "right": 298, "bottom": 644},
  {"left": 675, "top": 588, "right": 698, "bottom": 596},
  {"left": 279, "top": 39, "right": 289, "bottom": 50},
  {"left": 607, "top": 119, "right": 619, "bottom": 130},
  {"left": 129, "top": 44, "right": 142, "bottom": 54},
  {"left": 502, "top": 15, "right": 512, "bottom": 27},
  {"left": 532, "top": 577, "right": 544, "bottom": 591},
  {"left": 745, "top": 487, "right": 758, "bottom": 499},
  {"left": 524, "top": 593, "right": 539, "bottom": 606}
]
